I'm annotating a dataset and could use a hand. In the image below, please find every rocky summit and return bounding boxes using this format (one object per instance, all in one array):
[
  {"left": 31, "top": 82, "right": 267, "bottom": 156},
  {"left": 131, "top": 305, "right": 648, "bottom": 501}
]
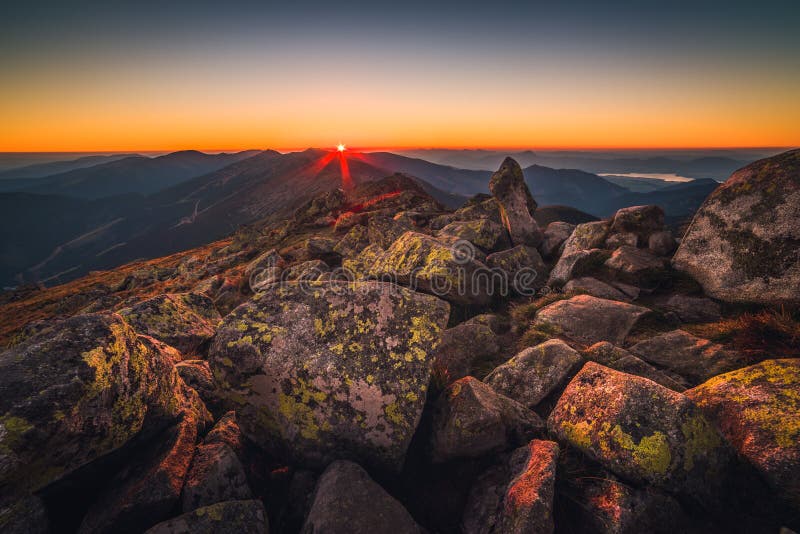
[{"left": 1, "top": 153, "right": 799, "bottom": 533}]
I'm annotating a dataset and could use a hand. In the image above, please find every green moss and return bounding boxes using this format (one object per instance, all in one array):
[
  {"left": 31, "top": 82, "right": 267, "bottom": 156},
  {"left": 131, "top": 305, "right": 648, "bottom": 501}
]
[{"left": 680, "top": 414, "right": 722, "bottom": 471}]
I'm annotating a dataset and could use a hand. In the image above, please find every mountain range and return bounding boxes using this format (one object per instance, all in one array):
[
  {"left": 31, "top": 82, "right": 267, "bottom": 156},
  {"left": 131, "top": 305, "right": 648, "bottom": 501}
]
[{"left": 0, "top": 148, "right": 724, "bottom": 287}]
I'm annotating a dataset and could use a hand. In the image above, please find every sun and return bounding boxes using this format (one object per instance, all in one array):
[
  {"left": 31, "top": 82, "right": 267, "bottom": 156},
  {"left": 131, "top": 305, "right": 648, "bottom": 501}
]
[{"left": 336, "top": 143, "right": 346, "bottom": 152}]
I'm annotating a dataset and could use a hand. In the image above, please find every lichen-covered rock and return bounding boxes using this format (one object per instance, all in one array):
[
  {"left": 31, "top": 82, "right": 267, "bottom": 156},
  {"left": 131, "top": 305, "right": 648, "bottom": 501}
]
[
  {"left": 144, "top": 500, "right": 268, "bottom": 534},
  {"left": 244, "top": 249, "right": 285, "bottom": 290},
  {"left": 462, "top": 440, "right": 558, "bottom": 534},
  {"left": 628, "top": 330, "right": 745, "bottom": 385},
  {"left": 561, "top": 221, "right": 611, "bottom": 257},
  {"left": 486, "top": 245, "right": 547, "bottom": 294},
  {"left": 484, "top": 340, "right": 583, "bottom": 409},
  {"left": 659, "top": 294, "right": 721, "bottom": 323},
  {"left": 648, "top": 230, "right": 676, "bottom": 256},
  {"left": 341, "top": 243, "right": 384, "bottom": 280},
  {"left": 301, "top": 460, "right": 421, "bottom": 534},
  {"left": 433, "top": 322, "right": 500, "bottom": 384},
  {"left": 367, "top": 214, "right": 413, "bottom": 249},
  {"left": 539, "top": 221, "right": 575, "bottom": 259},
  {"left": 489, "top": 158, "right": 543, "bottom": 247},
  {"left": 604, "top": 246, "right": 667, "bottom": 284},
  {"left": 439, "top": 219, "right": 510, "bottom": 252},
  {"left": 548, "top": 249, "right": 609, "bottom": 287},
  {"left": 686, "top": 359, "right": 800, "bottom": 510},
  {"left": 463, "top": 313, "right": 507, "bottom": 334},
  {"left": 610, "top": 205, "right": 665, "bottom": 240},
  {"left": 119, "top": 293, "right": 220, "bottom": 355},
  {"left": 672, "top": 149, "right": 800, "bottom": 305},
  {"left": 0, "top": 495, "right": 49, "bottom": 534},
  {"left": 564, "top": 277, "right": 631, "bottom": 302},
  {"left": 369, "top": 231, "right": 493, "bottom": 306},
  {"left": 453, "top": 195, "right": 504, "bottom": 225},
  {"left": 175, "top": 360, "right": 221, "bottom": 413},
  {"left": 430, "top": 377, "right": 544, "bottom": 463},
  {"left": 0, "top": 313, "right": 194, "bottom": 498},
  {"left": 533, "top": 295, "right": 650, "bottom": 346},
  {"left": 605, "top": 232, "right": 638, "bottom": 249},
  {"left": 289, "top": 236, "right": 338, "bottom": 262},
  {"left": 548, "top": 362, "right": 732, "bottom": 501},
  {"left": 283, "top": 259, "right": 329, "bottom": 281},
  {"left": 583, "top": 342, "right": 687, "bottom": 392},
  {"left": 209, "top": 281, "right": 449, "bottom": 471},
  {"left": 182, "top": 439, "right": 251, "bottom": 512},
  {"left": 333, "top": 225, "right": 369, "bottom": 258}
]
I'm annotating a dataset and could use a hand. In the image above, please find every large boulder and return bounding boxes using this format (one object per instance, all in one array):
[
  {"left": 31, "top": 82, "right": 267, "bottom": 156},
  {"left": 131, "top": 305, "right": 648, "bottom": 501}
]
[
  {"left": 604, "top": 246, "right": 667, "bottom": 285},
  {"left": 489, "top": 158, "right": 543, "bottom": 247},
  {"left": 367, "top": 214, "right": 413, "bottom": 249},
  {"left": 561, "top": 221, "right": 611, "bottom": 256},
  {"left": 369, "top": 231, "right": 493, "bottom": 306},
  {"left": 430, "top": 377, "right": 544, "bottom": 463},
  {"left": 539, "top": 221, "right": 575, "bottom": 259},
  {"left": 208, "top": 281, "right": 449, "bottom": 471},
  {"left": 532, "top": 295, "right": 650, "bottom": 346},
  {"left": 548, "top": 363, "right": 732, "bottom": 502},
  {"left": 564, "top": 277, "right": 631, "bottom": 302},
  {"left": 144, "top": 500, "right": 268, "bottom": 534},
  {"left": 672, "top": 149, "right": 800, "bottom": 305},
  {"left": 609, "top": 205, "right": 665, "bottom": 241},
  {"left": 484, "top": 340, "right": 583, "bottom": 409},
  {"left": 301, "top": 460, "right": 421, "bottom": 534},
  {"left": 119, "top": 293, "right": 220, "bottom": 355},
  {"left": 244, "top": 249, "right": 285, "bottom": 290},
  {"left": 628, "top": 330, "right": 745, "bottom": 385},
  {"left": 686, "top": 359, "right": 800, "bottom": 511},
  {"left": 462, "top": 439, "right": 559, "bottom": 534},
  {"left": 439, "top": 219, "right": 510, "bottom": 252},
  {"left": 432, "top": 322, "right": 500, "bottom": 384},
  {"left": 0, "top": 313, "right": 195, "bottom": 499},
  {"left": 658, "top": 294, "right": 721, "bottom": 323},
  {"left": 548, "top": 249, "right": 609, "bottom": 287},
  {"left": 485, "top": 245, "right": 547, "bottom": 294},
  {"left": 583, "top": 342, "right": 686, "bottom": 392}
]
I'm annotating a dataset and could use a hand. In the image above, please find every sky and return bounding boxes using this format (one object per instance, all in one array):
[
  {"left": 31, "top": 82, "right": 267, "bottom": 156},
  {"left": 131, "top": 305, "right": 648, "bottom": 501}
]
[{"left": 1, "top": 0, "right": 799, "bottom": 151}]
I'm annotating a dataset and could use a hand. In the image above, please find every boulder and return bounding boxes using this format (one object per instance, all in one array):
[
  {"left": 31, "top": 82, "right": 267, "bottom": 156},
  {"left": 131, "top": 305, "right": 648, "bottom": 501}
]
[
  {"left": 301, "top": 460, "right": 421, "bottom": 534},
  {"left": 610, "top": 205, "right": 665, "bottom": 240},
  {"left": 628, "top": 330, "right": 745, "bottom": 385},
  {"left": 209, "top": 281, "right": 449, "bottom": 471},
  {"left": 489, "top": 158, "right": 543, "bottom": 247},
  {"left": 283, "top": 260, "right": 329, "bottom": 281},
  {"left": 430, "top": 377, "right": 544, "bottom": 463},
  {"left": 182, "top": 439, "right": 251, "bottom": 511},
  {"left": 367, "top": 215, "right": 413, "bottom": 249},
  {"left": 244, "top": 249, "right": 285, "bottom": 290},
  {"left": 0, "top": 495, "right": 49, "bottom": 534},
  {"left": 289, "top": 236, "right": 338, "bottom": 262},
  {"left": 648, "top": 230, "right": 676, "bottom": 256},
  {"left": 439, "top": 219, "right": 510, "bottom": 252},
  {"left": 561, "top": 221, "right": 611, "bottom": 256},
  {"left": 175, "top": 360, "right": 220, "bottom": 413},
  {"left": 433, "top": 322, "right": 500, "bottom": 384},
  {"left": 659, "top": 294, "right": 721, "bottom": 323},
  {"left": 583, "top": 342, "right": 687, "bottom": 392},
  {"left": 686, "top": 359, "right": 800, "bottom": 510},
  {"left": 539, "top": 221, "right": 575, "bottom": 259},
  {"left": 341, "top": 243, "right": 384, "bottom": 280},
  {"left": 533, "top": 295, "right": 650, "bottom": 346},
  {"left": 605, "top": 232, "right": 638, "bottom": 249},
  {"left": 462, "top": 440, "right": 558, "bottom": 534},
  {"left": 144, "top": 500, "right": 268, "bottom": 534},
  {"left": 486, "top": 245, "right": 547, "bottom": 294},
  {"left": 333, "top": 225, "right": 369, "bottom": 258},
  {"left": 604, "top": 246, "right": 667, "bottom": 284},
  {"left": 463, "top": 313, "right": 507, "bottom": 334},
  {"left": 0, "top": 313, "right": 196, "bottom": 498},
  {"left": 484, "top": 340, "right": 583, "bottom": 409},
  {"left": 672, "top": 149, "right": 800, "bottom": 305},
  {"left": 119, "top": 293, "right": 220, "bottom": 355},
  {"left": 548, "top": 249, "right": 609, "bottom": 287},
  {"left": 453, "top": 195, "right": 504, "bottom": 225},
  {"left": 564, "top": 277, "right": 631, "bottom": 302},
  {"left": 369, "top": 231, "right": 494, "bottom": 306},
  {"left": 548, "top": 363, "right": 732, "bottom": 501}
]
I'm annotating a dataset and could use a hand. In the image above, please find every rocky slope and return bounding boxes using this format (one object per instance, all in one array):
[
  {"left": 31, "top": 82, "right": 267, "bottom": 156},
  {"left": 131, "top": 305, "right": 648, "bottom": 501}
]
[{"left": 1, "top": 151, "right": 798, "bottom": 533}]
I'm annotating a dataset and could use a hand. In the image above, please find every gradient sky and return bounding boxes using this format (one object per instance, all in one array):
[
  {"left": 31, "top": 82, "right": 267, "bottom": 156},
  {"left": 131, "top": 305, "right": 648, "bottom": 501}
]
[{"left": 1, "top": 0, "right": 799, "bottom": 151}]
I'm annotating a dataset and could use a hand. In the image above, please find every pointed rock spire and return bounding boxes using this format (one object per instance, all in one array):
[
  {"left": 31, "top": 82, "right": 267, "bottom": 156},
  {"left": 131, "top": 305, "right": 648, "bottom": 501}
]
[{"left": 489, "top": 157, "right": 543, "bottom": 247}]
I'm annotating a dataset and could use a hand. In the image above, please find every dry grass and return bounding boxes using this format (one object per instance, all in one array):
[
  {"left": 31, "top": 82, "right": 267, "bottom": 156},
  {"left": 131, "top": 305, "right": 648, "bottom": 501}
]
[{"left": 686, "top": 306, "right": 800, "bottom": 360}]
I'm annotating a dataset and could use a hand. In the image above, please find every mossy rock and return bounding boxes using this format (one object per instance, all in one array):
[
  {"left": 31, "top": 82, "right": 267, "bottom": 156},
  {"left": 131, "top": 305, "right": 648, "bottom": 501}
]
[
  {"left": 144, "top": 500, "right": 268, "bottom": 534},
  {"left": 438, "top": 219, "right": 510, "bottom": 252},
  {"left": 672, "top": 149, "right": 800, "bottom": 305},
  {"left": 208, "top": 281, "right": 449, "bottom": 471}
]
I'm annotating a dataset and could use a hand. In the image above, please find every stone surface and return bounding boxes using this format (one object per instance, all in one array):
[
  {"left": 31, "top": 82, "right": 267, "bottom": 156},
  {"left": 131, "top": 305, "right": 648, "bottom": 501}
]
[
  {"left": 333, "top": 225, "right": 369, "bottom": 258},
  {"left": 583, "top": 342, "right": 687, "bottom": 392},
  {"left": 144, "top": 500, "right": 268, "bottom": 534},
  {"left": 301, "top": 460, "right": 421, "bottom": 534},
  {"left": 433, "top": 322, "right": 500, "bottom": 384},
  {"left": 484, "top": 340, "right": 583, "bottom": 409},
  {"left": 561, "top": 221, "right": 611, "bottom": 257},
  {"left": 486, "top": 245, "right": 547, "bottom": 294},
  {"left": 628, "top": 330, "right": 745, "bottom": 385},
  {"left": 489, "top": 157, "right": 543, "bottom": 247},
  {"left": 539, "top": 221, "right": 575, "bottom": 259},
  {"left": 182, "top": 440, "right": 251, "bottom": 512},
  {"left": 648, "top": 230, "right": 676, "bottom": 256},
  {"left": 548, "top": 363, "right": 732, "bottom": 500},
  {"left": 610, "top": 205, "right": 665, "bottom": 240},
  {"left": 119, "top": 293, "right": 220, "bottom": 355},
  {"left": 283, "top": 260, "right": 329, "bottom": 281},
  {"left": 659, "top": 294, "right": 721, "bottom": 323},
  {"left": 430, "top": 377, "right": 544, "bottom": 463},
  {"left": 369, "top": 231, "right": 493, "bottom": 306},
  {"left": 533, "top": 295, "right": 650, "bottom": 346},
  {"left": 605, "top": 232, "right": 638, "bottom": 250},
  {"left": 244, "top": 249, "right": 285, "bottom": 290},
  {"left": 367, "top": 214, "right": 413, "bottom": 249},
  {"left": 209, "top": 281, "right": 449, "bottom": 471},
  {"left": 672, "top": 149, "right": 800, "bottom": 305},
  {"left": 564, "top": 277, "right": 631, "bottom": 301},
  {"left": 175, "top": 360, "right": 220, "bottom": 413},
  {"left": 439, "top": 219, "right": 510, "bottom": 252},
  {"left": 548, "top": 249, "right": 609, "bottom": 287},
  {"left": 604, "top": 246, "right": 666, "bottom": 283},
  {"left": 686, "top": 359, "right": 800, "bottom": 510},
  {"left": 462, "top": 440, "right": 559, "bottom": 534}
]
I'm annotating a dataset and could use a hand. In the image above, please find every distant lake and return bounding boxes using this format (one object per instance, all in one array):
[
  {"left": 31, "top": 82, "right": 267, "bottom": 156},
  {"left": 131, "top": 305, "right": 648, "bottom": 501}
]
[{"left": 599, "top": 172, "right": 695, "bottom": 182}]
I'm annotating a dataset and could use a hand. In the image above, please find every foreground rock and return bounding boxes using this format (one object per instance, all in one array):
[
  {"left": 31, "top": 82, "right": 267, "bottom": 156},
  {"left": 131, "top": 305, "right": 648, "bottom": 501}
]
[
  {"left": 628, "top": 330, "right": 745, "bottom": 385},
  {"left": 463, "top": 440, "right": 559, "bottom": 534},
  {"left": 144, "top": 500, "right": 268, "bottom": 534},
  {"left": 430, "top": 377, "right": 544, "bottom": 463},
  {"left": 301, "top": 460, "right": 421, "bottom": 534},
  {"left": 686, "top": 359, "right": 800, "bottom": 511},
  {"left": 370, "top": 231, "right": 493, "bottom": 305},
  {"left": 672, "top": 149, "right": 800, "bottom": 305},
  {"left": 484, "top": 340, "right": 583, "bottom": 409},
  {"left": 485, "top": 245, "right": 547, "bottom": 294},
  {"left": 489, "top": 158, "right": 543, "bottom": 247},
  {"left": 533, "top": 295, "right": 650, "bottom": 346},
  {"left": 548, "top": 363, "right": 732, "bottom": 503},
  {"left": 209, "top": 281, "right": 449, "bottom": 471},
  {"left": 0, "top": 313, "right": 194, "bottom": 501},
  {"left": 433, "top": 322, "right": 500, "bottom": 384},
  {"left": 583, "top": 342, "right": 686, "bottom": 391}
]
